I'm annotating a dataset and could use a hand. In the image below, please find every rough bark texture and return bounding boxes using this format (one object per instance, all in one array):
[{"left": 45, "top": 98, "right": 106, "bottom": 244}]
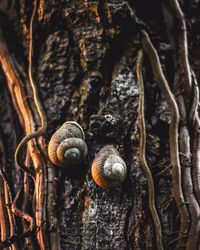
[{"left": 0, "top": 1, "right": 200, "bottom": 249}]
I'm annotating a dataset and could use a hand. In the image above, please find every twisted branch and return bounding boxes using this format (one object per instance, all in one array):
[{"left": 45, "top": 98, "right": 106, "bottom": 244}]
[
  {"left": 21, "top": 151, "right": 35, "bottom": 249},
  {"left": 0, "top": 131, "right": 19, "bottom": 250},
  {"left": 162, "top": 1, "right": 200, "bottom": 248},
  {"left": 136, "top": 49, "right": 163, "bottom": 250},
  {"left": 15, "top": 0, "right": 47, "bottom": 179},
  {"left": 0, "top": 1, "right": 49, "bottom": 249},
  {"left": 140, "top": 30, "right": 190, "bottom": 244}
]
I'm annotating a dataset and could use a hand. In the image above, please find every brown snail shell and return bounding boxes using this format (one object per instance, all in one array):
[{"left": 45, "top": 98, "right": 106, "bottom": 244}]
[
  {"left": 91, "top": 145, "right": 127, "bottom": 189},
  {"left": 48, "top": 121, "right": 88, "bottom": 168}
]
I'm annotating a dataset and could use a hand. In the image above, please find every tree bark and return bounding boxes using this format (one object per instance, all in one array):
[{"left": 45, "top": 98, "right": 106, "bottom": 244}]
[{"left": 0, "top": 1, "right": 200, "bottom": 249}]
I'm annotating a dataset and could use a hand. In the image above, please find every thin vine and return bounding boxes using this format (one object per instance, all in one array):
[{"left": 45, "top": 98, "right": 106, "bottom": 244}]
[
  {"left": 136, "top": 49, "right": 163, "bottom": 250},
  {"left": 140, "top": 29, "right": 190, "bottom": 246},
  {"left": 14, "top": 0, "right": 47, "bottom": 179}
]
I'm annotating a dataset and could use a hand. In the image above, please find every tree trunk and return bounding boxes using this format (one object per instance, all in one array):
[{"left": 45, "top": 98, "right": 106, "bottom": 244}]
[{"left": 0, "top": 1, "right": 200, "bottom": 249}]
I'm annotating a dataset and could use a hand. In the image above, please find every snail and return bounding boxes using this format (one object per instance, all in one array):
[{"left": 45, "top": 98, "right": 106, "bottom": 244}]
[
  {"left": 48, "top": 121, "right": 88, "bottom": 168},
  {"left": 91, "top": 145, "right": 127, "bottom": 189}
]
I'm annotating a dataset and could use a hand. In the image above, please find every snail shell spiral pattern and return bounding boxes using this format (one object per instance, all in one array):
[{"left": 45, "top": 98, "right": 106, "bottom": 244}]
[
  {"left": 91, "top": 145, "right": 127, "bottom": 189},
  {"left": 48, "top": 121, "right": 88, "bottom": 168}
]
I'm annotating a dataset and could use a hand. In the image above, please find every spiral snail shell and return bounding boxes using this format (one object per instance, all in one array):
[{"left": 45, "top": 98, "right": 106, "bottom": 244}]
[
  {"left": 48, "top": 121, "right": 88, "bottom": 168},
  {"left": 91, "top": 145, "right": 127, "bottom": 189}
]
